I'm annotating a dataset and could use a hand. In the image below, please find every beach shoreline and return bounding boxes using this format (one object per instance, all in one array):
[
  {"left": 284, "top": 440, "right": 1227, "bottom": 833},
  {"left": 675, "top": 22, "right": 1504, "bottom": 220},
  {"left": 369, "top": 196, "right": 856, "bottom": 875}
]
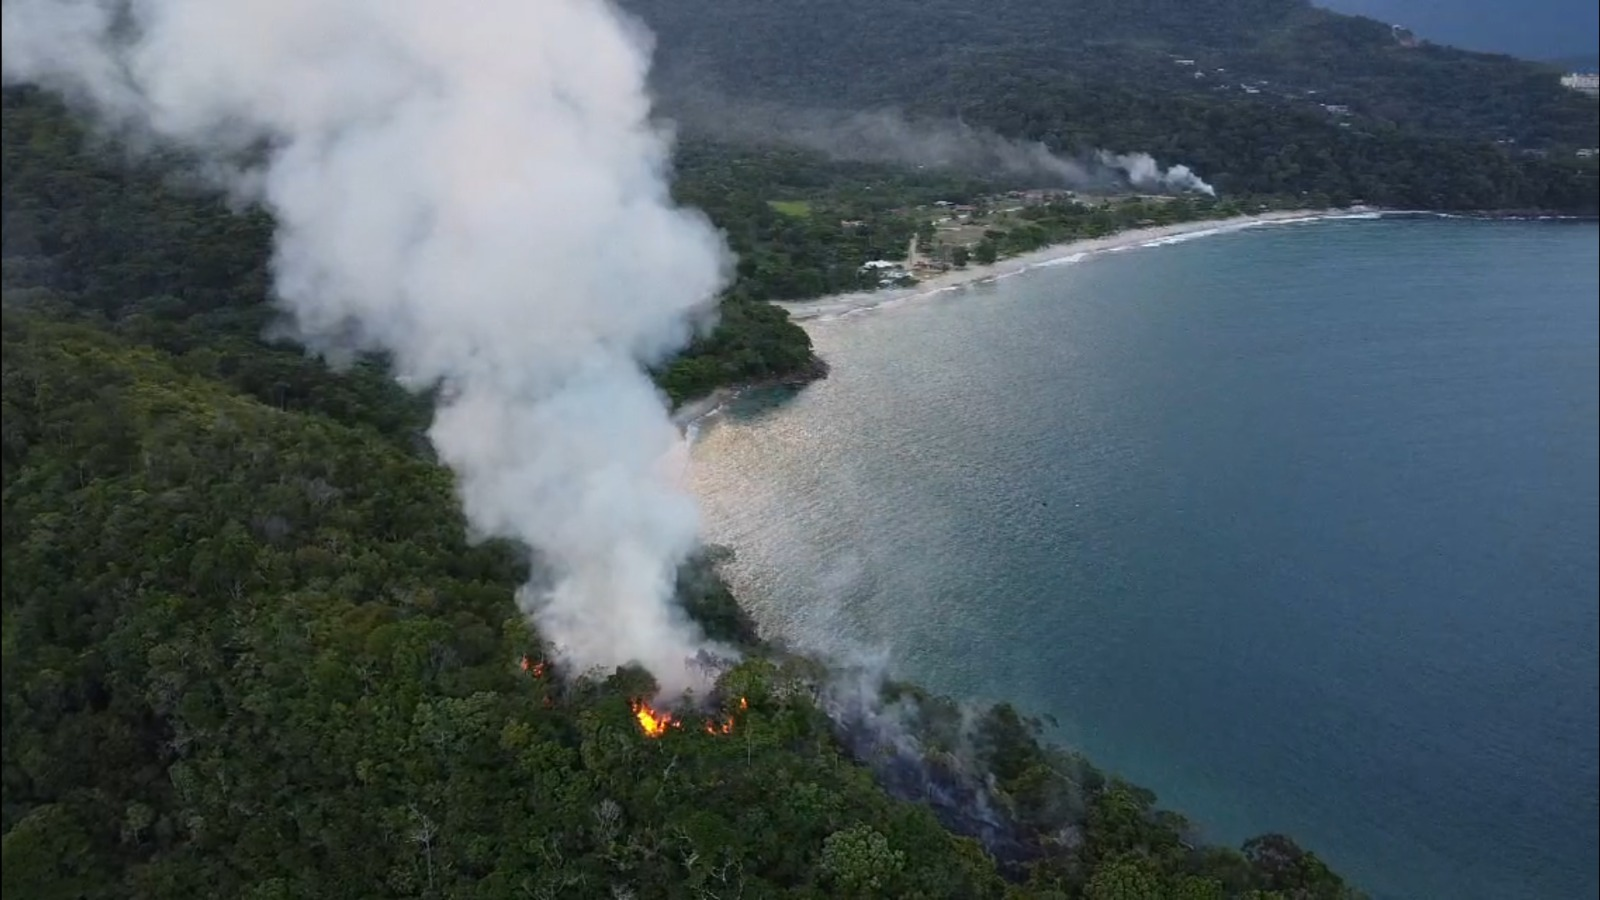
[
  {"left": 777, "top": 208, "right": 1376, "bottom": 322},
  {"left": 675, "top": 208, "right": 1379, "bottom": 433}
]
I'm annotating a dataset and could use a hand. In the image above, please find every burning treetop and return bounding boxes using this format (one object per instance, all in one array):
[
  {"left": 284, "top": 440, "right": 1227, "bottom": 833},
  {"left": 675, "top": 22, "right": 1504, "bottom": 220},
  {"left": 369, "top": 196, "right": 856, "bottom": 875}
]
[
  {"left": 632, "top": 699, "right": 680, "bottom": 738},
  {"left": 629, "top": 696, "right": 747, "bottom": 739}
]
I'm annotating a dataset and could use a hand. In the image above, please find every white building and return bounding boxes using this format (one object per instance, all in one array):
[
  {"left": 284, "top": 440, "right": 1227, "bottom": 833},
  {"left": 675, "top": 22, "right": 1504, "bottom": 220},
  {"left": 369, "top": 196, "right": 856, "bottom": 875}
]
[
  {"left": 1560, "top": 73, "right": 1599, "bottom": 96},
  {"left": 860, "top": 259, "right": 909, "bottom": 284}
]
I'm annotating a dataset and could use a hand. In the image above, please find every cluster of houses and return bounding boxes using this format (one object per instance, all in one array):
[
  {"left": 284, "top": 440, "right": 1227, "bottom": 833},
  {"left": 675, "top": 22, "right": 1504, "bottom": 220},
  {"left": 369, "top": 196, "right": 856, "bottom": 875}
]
[
  {"left": 1170, "top": 55, "right": 1365, "bottom": 120},
  {"left": 860, "top": 256, "right": 954, "bottom": 284},
  {"left": 1560, "top": 73, "right": 1599, "bottom": 97},
  {"left": 858, "top": 259, "right": 911, "bottom": 286},
  {"left": 931, "top": 200, "right": 977, "bottom": 217},
  {"left": 1004, "top": 189, "right": 1076, "bottom": 206},
  {"left": 851, "top": 188, "right": 1155, "bottom": 286},
  {"left": 929, "top": 190, "right": 1075, "bottom": 219}
]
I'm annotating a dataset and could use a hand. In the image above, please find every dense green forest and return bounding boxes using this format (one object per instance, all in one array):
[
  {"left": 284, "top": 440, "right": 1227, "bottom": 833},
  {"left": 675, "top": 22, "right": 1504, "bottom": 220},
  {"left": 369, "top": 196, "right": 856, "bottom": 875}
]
[
  {"left": 0, "top": 85, "right": 1375, "bottom": 896},
  {"left": 630, "top": 0, "right": 1600, "bottom": 212}
]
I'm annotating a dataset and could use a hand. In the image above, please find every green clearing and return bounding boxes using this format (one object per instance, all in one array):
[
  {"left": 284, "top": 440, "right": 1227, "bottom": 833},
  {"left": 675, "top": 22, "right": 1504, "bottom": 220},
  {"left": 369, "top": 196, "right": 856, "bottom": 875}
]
[{"left": 766, "top": 198, "right": 812, "bottom": 217}]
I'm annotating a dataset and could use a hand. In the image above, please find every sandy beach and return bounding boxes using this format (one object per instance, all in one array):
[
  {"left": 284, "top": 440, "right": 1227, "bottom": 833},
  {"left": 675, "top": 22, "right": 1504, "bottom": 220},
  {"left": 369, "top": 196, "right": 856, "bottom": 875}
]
[
  {"left": 778, "top": 208, "right": 1373, "bottom": 321},
  {"left": 675, "top": 207, "right": 1383, "bottom": 427}
]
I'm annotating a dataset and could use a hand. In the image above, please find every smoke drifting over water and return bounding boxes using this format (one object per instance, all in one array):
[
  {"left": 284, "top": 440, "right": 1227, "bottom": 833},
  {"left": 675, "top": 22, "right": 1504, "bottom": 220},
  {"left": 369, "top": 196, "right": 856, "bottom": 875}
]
[
  {"left": 666, "top": 95, "right": 1215, "bottom": 195},
  {"left": 3, "top": 0, "right": 731, "bottom": 694}
]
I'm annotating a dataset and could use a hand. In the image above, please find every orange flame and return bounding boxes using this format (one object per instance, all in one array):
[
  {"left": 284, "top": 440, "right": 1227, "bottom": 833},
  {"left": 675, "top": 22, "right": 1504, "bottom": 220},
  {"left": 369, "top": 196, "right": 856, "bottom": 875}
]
[
  {"left": 519, "top": 656, "right": 548, "bottom": 677},
  {"left": 632, "top": 699, "right": 679, "bottom": 738},
  {"left": 629, "top": 696, "right": 749, "bottom": 739},
  {"left": 700, "top": 696, "right": 748, "bottom": 735}
]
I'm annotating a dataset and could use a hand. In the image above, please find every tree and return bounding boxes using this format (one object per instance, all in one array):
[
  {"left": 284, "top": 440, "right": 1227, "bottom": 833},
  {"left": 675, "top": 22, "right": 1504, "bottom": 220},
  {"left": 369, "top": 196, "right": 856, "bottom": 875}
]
[
  {"left": 821, "top": 825, "right": 907, "bottom": 895},
  {"left": 1243, "top": 833, "right": 1353, "bottom": 898},
  {"left": 1168, "top": 874, "right": 1227, "bottom": 900},
  {"left": 0, "top": 805, "right": 110, "bottom": 900},
  {"left": 1085, "top": 856, "right": 1165, "bottom": 900}
]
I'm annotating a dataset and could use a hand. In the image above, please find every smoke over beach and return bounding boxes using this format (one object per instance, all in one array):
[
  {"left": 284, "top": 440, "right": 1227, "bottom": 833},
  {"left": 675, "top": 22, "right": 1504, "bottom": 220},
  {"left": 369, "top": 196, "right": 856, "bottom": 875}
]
[{"left": 3, "top": 0, "right": 732, "bottom": 694}]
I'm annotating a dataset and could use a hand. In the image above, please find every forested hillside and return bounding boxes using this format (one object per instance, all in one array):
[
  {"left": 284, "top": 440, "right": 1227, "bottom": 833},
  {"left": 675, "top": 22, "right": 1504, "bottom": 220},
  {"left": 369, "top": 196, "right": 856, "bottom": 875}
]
[
  {"left": 630, "top": 0, "right": 1600, "bottom": 212},
  {"left": 632, "top": 0, "right": 1597, "bottom": 147},
  {"left": 0, "top": 66, "right": 1387, "bottom": 900},
  {"left": 0, "top": 88, "right": 820, "bottom": 409}
]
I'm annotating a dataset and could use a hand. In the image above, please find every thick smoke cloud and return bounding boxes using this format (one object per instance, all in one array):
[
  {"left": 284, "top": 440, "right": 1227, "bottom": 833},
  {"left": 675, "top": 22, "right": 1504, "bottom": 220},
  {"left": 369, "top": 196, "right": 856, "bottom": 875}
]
[
  {"left": 665, "top": 93, "right": 1215, "bottom": 196},
  {"left": 3, "top": 0, "right": 732, "bottom": 694},
  {"left": 1096, "top": 150, "right": 1214, "bottom": 196}
]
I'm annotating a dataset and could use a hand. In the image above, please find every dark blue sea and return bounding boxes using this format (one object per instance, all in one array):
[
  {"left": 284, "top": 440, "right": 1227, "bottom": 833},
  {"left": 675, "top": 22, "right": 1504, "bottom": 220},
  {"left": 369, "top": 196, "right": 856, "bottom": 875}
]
[{"left": 688, "top": 217, "right": 1600, "bottom": 900}]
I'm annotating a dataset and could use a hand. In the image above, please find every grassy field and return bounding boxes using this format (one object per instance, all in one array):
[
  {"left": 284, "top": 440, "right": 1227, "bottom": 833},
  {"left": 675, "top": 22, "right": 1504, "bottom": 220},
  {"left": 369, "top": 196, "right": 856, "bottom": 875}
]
[{"left": 766, "top": 198, "right": 812, "bottom": 217}]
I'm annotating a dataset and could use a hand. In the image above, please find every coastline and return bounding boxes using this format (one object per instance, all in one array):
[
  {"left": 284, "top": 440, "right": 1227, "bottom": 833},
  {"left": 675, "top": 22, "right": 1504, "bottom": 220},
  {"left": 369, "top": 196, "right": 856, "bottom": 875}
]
[
  {"left": 675, "top": 208, "right": 1368, "bottom": 432},
  {"left": 672, "top": 357, "right": 830, "bottom": 438},
  {"left": 677, "top": 205, "right": 1580, "bottom": 431},
  {"left": 776, "top": 208, "right": 1375, "bottom": 322},
  {"left": 685, "top": 218, "right": 1600, "bottom": 900}
]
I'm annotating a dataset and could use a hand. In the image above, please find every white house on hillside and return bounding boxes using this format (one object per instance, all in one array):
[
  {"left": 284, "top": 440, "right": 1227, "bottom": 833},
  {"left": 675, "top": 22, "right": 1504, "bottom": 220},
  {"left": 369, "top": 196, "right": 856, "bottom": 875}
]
[{"left": 1560, "top": 73, "right": 1599, "bottom": 97}]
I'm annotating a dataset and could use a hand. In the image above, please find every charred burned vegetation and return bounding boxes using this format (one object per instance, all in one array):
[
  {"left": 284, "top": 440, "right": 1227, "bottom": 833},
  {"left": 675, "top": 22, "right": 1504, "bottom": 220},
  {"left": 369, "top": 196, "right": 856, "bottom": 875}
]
[{"left": 812, "top": 668, "right": 1356, "bottom": 897}]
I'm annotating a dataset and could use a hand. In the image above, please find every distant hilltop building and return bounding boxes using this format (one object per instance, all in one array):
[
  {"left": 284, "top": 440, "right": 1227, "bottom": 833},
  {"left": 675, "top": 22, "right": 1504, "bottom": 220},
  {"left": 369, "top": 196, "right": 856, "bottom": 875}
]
[{"left": 1560, "top": 73, "right": 1600, "bottom": 97}]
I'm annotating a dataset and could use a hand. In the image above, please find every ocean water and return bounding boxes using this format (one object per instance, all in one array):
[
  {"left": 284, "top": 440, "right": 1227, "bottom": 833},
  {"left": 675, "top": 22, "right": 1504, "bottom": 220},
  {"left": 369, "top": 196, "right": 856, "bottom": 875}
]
[{"left": 687, "top": 217, "right": 1600, "bottom": 900}]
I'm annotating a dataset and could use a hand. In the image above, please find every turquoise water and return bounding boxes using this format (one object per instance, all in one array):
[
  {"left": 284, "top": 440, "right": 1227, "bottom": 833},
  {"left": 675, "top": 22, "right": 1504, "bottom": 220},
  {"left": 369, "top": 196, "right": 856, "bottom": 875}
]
[{"left": 688, "top": 218, "right": 1600, "bottom": 900}]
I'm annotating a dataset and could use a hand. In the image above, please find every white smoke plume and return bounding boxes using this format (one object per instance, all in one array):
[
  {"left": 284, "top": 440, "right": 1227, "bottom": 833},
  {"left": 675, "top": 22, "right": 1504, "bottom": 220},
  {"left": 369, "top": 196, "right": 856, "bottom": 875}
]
[
  {"left": 664, "top": 93, "right": 1215, "bottom": 196},
  {"left": 3, "top": 0, "right": 732, "bottom": 695},
  {"left": 1097, "top": 150, "right": 1216, "bottom": 196}
]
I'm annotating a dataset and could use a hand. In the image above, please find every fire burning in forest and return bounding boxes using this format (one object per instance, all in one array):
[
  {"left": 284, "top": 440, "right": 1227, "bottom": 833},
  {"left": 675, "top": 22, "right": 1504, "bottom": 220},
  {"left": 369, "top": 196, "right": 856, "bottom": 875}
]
[
  {"left": 520, "top": 654, "right": 745, "bottom": 740},
  {"left": 632, "top": 699, "right": 680, "bottom": 737},
  {"left": 630, "top": 696, "right": 748, "bottom": 739}
]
